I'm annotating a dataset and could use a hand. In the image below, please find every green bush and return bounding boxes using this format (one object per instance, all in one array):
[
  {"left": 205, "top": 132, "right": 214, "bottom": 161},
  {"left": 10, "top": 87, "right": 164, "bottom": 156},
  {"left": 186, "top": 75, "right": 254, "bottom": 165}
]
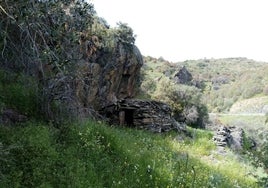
[
  {"left": 152, "top": 79, "right": 208, "bottom": 128},
  {"left": 115, "top": 22, "right": 136, "bottom": 46},
  {"left": 0, "top": 70, "right": 39, "bottom": 117},
  {"left": 140, "top": 76, "right": 157, "bottom": 95}
]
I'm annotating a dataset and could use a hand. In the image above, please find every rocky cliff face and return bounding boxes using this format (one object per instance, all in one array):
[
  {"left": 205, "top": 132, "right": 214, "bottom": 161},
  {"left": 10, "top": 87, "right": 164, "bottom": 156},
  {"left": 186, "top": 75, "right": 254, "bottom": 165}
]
[{"left": 75, "top": 43, "right": 143, "bottom": 112}]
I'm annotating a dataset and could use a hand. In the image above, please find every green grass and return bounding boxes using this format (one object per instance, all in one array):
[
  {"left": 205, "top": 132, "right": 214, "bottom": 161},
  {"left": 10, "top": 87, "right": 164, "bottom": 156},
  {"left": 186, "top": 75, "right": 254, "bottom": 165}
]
[
  {"left": 0, "top": 120, "right": 260, "bottom": 187},
  {"left": 0, "top": 70, "right": 39, "bottom": 117}
]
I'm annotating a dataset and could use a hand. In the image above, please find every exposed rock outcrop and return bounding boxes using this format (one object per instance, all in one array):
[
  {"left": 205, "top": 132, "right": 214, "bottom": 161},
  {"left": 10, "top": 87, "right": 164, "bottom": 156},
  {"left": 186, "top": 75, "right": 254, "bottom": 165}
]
[
  {"left": 75, "top": 44, "right": 143, "bottom": 111},
  {"left": 102, "top": 99, "right": 185, "bottom": 133},
  {"left": 174, "top": 66, "right": 193, "bottom": 85},
  {"left": 213, "top": 125, "right": 256, "bottom": 151}
]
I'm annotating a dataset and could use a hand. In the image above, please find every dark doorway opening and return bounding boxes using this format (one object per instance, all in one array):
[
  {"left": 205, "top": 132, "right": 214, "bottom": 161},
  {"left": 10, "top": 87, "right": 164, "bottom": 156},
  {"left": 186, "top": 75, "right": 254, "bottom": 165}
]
[{"left": 125, "top": 109, "right": 134, "bottom": 126}]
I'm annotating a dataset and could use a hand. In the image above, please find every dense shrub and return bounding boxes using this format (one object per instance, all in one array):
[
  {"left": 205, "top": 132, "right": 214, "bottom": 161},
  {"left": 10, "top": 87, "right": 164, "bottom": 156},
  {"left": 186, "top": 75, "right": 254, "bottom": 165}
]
[
  {"left": 115, "top": 22, "right": 136, "bottom": 46},
  {"left": 152, "top": 78, "right": 208, "bottom": 128},
  {"left": 0, "top": 70, "right": 39, "bottom": 117}
]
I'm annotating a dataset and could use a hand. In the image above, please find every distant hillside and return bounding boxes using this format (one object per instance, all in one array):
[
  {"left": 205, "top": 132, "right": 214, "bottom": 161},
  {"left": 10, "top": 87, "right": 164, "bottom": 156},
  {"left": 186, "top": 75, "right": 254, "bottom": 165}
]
[
  {"left": 230, "top": 96, "right": 268, "bottom": 114},
  {"left": 140, "top": 56, "right": 268, "bottom": 113}
]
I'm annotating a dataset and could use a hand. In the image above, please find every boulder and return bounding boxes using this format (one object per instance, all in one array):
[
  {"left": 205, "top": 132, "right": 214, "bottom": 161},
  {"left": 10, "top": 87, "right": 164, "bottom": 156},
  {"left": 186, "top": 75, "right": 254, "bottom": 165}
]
[
  {"left": 174, "top": 66, "right": 193, "bottom": 85},
  {"left": 75, "top": 44, "right": 143, "bottom": 111}
]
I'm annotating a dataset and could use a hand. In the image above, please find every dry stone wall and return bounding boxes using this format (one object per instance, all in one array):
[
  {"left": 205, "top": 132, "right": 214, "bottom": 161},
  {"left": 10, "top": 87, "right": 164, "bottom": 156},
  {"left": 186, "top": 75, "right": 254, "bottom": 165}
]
[{"left": 103, "top": 99, "right": 183, "bottom": 133}]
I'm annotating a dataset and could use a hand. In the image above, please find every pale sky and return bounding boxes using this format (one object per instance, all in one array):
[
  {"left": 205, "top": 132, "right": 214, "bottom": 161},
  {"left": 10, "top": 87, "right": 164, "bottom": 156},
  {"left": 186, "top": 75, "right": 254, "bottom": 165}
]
[{"left": 91, "top": 0, "right": 268, "bottom": 62}]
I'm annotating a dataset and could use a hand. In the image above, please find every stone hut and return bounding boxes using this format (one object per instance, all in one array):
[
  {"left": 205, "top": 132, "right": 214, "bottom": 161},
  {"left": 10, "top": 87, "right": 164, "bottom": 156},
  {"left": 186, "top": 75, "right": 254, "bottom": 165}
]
[{"left": 103, "top": 99, "right": 177, "bottom": 133}]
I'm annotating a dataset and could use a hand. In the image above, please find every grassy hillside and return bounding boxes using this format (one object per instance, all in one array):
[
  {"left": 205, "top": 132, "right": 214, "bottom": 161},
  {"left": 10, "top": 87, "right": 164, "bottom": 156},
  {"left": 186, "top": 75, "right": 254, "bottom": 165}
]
[
  {"left": 229, "top": 96, "right": 268, "bottom": 114},
  {"left": 0, "top": 120, "right": 261, "bottom": 187}
]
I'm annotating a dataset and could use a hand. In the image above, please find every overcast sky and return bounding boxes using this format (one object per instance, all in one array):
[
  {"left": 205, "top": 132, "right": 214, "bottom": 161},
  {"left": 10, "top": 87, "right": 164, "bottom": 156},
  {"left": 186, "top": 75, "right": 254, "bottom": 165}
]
[{"left": 91, "top": 0, "right": 268, "bottom": 62}]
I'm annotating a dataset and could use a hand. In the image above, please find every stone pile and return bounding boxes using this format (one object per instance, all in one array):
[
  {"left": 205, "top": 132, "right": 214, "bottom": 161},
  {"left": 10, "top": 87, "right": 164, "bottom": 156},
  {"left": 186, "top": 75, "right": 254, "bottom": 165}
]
[
  {"left": 212, "top": 125, "right": 255, "bottom": 151},
  {"left": 213, "top": 126, "right": 232, "bottom": 147}
]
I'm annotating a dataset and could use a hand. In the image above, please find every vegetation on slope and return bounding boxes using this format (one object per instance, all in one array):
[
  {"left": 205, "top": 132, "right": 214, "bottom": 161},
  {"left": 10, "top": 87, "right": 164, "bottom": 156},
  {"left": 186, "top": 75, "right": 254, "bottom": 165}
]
[
  {"left": 229, "top": 96, "right": 268, "bottom": 114},
  {"left": 0, "top": 121, "right": 260, "bottom": 187},
  {"left": 140, "top": 56, "right": 268, "bottom": 186},
  {"left": 218, "top": 113, "right": 268, "bottom": 186},
  {"left": 180, "top": 58, "right": 268, "bottom": 112},
  {"left": 141, "top": 56, "right": 268, "bottom": 113},
  {"left": 140, "top": 58, "right": 208, "bottom": 128}
]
